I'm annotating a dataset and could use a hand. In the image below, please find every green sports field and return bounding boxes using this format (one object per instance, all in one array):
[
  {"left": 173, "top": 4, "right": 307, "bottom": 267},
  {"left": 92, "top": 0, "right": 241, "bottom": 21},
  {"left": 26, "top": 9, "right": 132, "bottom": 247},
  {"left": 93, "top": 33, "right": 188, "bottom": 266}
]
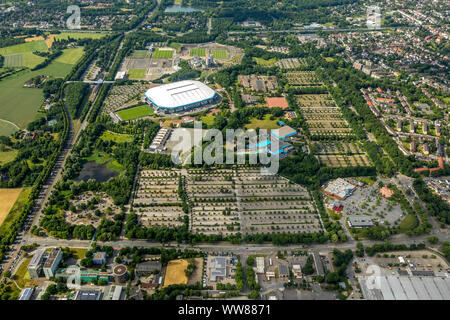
[
  {"left": 152, "top": 49, "right": 174, "bottom": 59},
  {"left": 117, "top": 105, "right": 154, "bottom": 121},
  {"left": 190, "top": 48, "right": 206, "bottom": 57},
  {"left": 130, "top": 50, "right": 148, "bottom": 59},
  {"left": 54, "top": 47, "right": 85, "bottom": 65},
  {"left": 212, "top": 49, "right": 227, "bottom": 59},
  {"left": 128, "top": 68, "right": 147, "bottom": 79}
]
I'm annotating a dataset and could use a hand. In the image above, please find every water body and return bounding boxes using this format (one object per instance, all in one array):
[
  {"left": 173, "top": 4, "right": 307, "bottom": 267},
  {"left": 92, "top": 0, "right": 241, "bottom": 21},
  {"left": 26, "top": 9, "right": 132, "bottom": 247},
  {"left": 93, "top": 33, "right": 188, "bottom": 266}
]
[
  {"left": 75, "top": 161, "right": 118, "bottom": 183},
  {"left": 164, "top": 5, "right": 204, "bottom": 13}
]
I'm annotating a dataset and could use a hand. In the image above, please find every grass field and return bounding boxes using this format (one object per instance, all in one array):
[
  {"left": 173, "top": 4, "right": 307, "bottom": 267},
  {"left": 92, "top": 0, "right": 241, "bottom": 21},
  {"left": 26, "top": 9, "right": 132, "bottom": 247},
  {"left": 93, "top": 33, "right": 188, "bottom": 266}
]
[
  {"left": 3, "top": 52, "right": 46, "bottom": 69},
  {"left": 152, "top": 49, "right": 174, "bottom": 59},
  {"left": 53, "top": 32, "right": 106, "bottom": 41},
  {"left": 212, "top": 49, "right": 227, "bottom": 59},
  {"left": 0, "top": 61, "right": 76, "bottom": 136},
  {"left": 100, "top": 130, "right": 133, "bottom": 143},
  {"left": 0, "top": 147, "right": 18, "bottom": 165},
  {"left": 130, "top": 50, "right": 148, "bottom": 59},
  {"left": 117, "top": 105, "right": 153, "bottom": 121},
  {"left": 54, "top": 47, "right": 85, "bottom": 65},
  {"left": 253, "top": 57, "right": 277, "bottom": 66},
  {"left": 128, "top": 68, "right": 147, "bottom": 79},
  {"left": 190, "top": 48, "right": 206, "bottom": 57},
  {"left": 0, "top": 188, "right": 22, "bottom": 227},
  {"left": 0, "top": 41, "right": 47, "bottom": 56},
  {"left": 0, "top": 188, "right": 30, "bottom": 236},
  {"left": 169, "top": 42, "right": 182, "bottom": 52},
  {"left": 164, "top": 259, "right": 189, "bottom": 287},
  {"left": 246, "top": 114, "right": 279, "bottom": 130},
  {"left": 398, "top": 214, "right": 419, "bottom": 233},
  {"left": 201, "top": 114, "right": 215, "bottom": 126}
]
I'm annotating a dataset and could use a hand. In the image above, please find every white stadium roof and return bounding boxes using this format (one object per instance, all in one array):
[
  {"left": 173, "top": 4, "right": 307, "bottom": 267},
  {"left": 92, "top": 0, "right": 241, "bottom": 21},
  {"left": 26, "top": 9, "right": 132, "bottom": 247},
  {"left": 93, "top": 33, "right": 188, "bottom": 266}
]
[{"left": 144, "top": 80, "right": 216, "bottom": 109}]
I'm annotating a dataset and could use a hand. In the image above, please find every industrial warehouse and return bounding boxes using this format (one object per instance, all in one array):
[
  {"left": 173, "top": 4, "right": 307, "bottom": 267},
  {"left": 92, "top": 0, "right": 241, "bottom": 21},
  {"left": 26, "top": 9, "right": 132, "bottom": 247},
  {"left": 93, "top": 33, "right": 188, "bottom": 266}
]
[{"left": 144, "top": 80, "right": 220, "bottom": 114}]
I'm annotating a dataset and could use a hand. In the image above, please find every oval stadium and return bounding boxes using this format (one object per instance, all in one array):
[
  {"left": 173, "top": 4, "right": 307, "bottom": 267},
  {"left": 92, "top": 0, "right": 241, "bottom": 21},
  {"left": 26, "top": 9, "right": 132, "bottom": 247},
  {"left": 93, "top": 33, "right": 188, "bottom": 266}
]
[{"left": 144, "top": 80, "right": 220, "bottom": 114}]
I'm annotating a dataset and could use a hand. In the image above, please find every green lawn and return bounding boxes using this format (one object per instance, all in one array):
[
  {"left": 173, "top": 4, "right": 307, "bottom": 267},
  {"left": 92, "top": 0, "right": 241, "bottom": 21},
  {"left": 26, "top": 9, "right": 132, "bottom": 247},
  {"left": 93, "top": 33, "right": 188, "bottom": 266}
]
[
  {"left": 0, "top": 41, "right": 47, "bottom": 55},
  {"left": 246, "top": 114, "right": 279, "bottom": 130},
  {"left": 3, "top": 52, "right": 46, "bottom": 69},
  {"left": 0, "top": 121, "right": 19, "bottom": 137},
  {"left": 169, "top": 42, "right": 182, "bottom": 52},
  {"left": 190, "top": 48, "right": 206, "bottom": 57},
  {"left": 152, "top": 49, "right": 174, "bottom": 59},
  {"left": 128, "top": 68, "right": 146, "bottom": 79},
  {"left": 0, "top": 147, "right": 18, "bottom": 165},
  {"left": 212, "top": 49, "right": 227, "bottom": 59},
  {"left": 117, "top": 105, "right": 154, "bottom": 121},
  {"left": 201, "top": 114, "right": 215, "bottom": 126},
  {"left": 53, "top": 32, "right": 106, "bottom": 41},
  {"left": 54, "top": 47, "right": 85, "bottom": 65},
  {"left": 130, "top": 50, "right": 148, "bottom": 59},
  {"left": 398, "top": 214, "right": 419, "bottom": 233},
  {"left": 100, "top": 130, "right": 133, "bottom": 143},
  {"left": 0, "top": 188, "right": 31, "bottom": 237},
  {"left": 253, "top": 57, "right": 277, "bottom": 66}
]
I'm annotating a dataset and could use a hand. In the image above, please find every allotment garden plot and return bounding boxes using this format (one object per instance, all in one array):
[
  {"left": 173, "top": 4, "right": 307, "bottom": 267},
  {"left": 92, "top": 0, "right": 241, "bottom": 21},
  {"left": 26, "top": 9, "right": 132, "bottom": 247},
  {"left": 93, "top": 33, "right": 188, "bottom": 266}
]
[
  {"left": 102, "top": 84, "right": 148, "bottom": 119},
  {"left": 297, "top": 94, "right": 353, "bottom": 138},
  {"left": 275, "top": 58, "right": 308, "bottom": 69},
  {"left": 285, "top": 71, "right": 323, "bottom": 86},
  {"left": 132, "top": 169, "right": 185, "bottom": 229}
]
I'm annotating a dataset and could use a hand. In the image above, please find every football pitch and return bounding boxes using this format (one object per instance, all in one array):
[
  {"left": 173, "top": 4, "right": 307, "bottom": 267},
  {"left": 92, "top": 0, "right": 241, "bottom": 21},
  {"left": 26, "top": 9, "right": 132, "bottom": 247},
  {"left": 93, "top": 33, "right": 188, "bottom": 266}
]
[
  {"left": 117, "top": 105, "right": 154, "bottom": 121},
  {"left": 190, "top": 48, "right": 206, "bottom": 57},
  {"left": 130, "top": 50, "right": 148, "bottom": 59},
  {"left": 128, "top": 68, "right": 147, "bottom": 79},
  {"left": 212, "top": 49, "right": 227, "bottom": 59},
  {"left": 152, "top": 49, "right": 174, "bottom": 59}
]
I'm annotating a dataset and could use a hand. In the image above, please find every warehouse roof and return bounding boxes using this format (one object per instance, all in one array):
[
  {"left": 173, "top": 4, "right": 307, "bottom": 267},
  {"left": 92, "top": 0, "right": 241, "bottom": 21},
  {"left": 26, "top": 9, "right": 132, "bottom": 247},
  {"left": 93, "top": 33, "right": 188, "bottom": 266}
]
[{"left": 144, "top": 80, "right": 216, "bottom": 109}]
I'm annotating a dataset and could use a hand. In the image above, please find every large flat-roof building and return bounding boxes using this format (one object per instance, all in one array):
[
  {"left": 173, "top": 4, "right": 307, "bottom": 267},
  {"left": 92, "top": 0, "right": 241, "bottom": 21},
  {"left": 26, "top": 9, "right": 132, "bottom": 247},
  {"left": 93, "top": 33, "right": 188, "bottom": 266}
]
[
  {"left": 144, "top": 80, "right": 219, "bottom": 114},
  {"left": 28, "top": 249, "right": 45, "bottom": 279},
  {"left": 209, "top": 257, "right": 227, "bottom": 282},
  {"left": 43, "top": 248, "right": 62, "bottom": 279},
  {"left": 323, "top": 178, "right": 356, "bottom": 200},
  {"left": 19, "top": 288, "right": 34, "bottom": 300}
]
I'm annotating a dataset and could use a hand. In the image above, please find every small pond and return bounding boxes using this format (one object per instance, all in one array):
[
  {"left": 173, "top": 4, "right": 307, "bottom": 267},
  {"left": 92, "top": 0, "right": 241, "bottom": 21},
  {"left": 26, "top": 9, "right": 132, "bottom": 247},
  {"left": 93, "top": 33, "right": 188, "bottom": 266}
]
[{"left": 75, "top": 161, "right": 118, "bottom": 183}]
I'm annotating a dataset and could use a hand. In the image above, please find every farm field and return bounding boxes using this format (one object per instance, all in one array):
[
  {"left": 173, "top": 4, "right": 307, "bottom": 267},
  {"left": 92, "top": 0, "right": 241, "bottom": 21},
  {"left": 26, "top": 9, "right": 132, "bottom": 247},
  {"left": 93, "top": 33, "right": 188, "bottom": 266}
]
[
  {"left": 0, "top": 188, "right": 30, "bottom": 236},
  {"left": 152, "top": 49, "right": 174, "bottom": 59},
  {"left": 54, "top": 47, "right": 85, "bottom": 65},
  {"left": 130, "top": 50, "right": 148, "bottom": 59},
  {"left": 0, "top": 61, "right": 76, "bottom": 136},
  {"left": 128, "top": 68, "right": 147, "bottom": 79},
  {"left": 0, "top": 121, "right": 20, "bottom": 137},
  {"left": 163, "top": 259, "right": 189, "bottom": 287},
  {"left": 211, "top": 49, "right": 227, "bottom": 59},
  {"left": 190, "top": 48, "right": 206, "bottom": 56},
  {"left": 0, "top": 40, "right": 47, "bottom": 56},
  {"left": 0, "top": 188, "right": 22, "bottom": 227},
  {"left": 100, "top": 130, "right": 133, "bottom": 143},
  {"left": 117, "top": 105, "right": 154, "bottom": 121}
]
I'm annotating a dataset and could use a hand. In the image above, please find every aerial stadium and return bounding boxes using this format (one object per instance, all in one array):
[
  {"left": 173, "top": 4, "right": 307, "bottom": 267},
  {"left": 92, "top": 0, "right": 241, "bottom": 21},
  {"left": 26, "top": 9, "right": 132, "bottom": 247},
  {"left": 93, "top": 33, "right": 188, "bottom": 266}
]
[{"left": 144, "top": 80, "right": 220, "bottom": 114}]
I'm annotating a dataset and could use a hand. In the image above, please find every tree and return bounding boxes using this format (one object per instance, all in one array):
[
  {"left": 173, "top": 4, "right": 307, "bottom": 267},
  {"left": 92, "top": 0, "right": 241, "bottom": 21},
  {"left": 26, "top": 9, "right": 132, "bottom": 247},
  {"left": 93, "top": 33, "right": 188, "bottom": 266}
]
[
  {"left": 246, "top": 256, "right": 255, "bottom": 266},
  {"left": 326, "top": 272, "right": 339, "bottom": 284}
]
